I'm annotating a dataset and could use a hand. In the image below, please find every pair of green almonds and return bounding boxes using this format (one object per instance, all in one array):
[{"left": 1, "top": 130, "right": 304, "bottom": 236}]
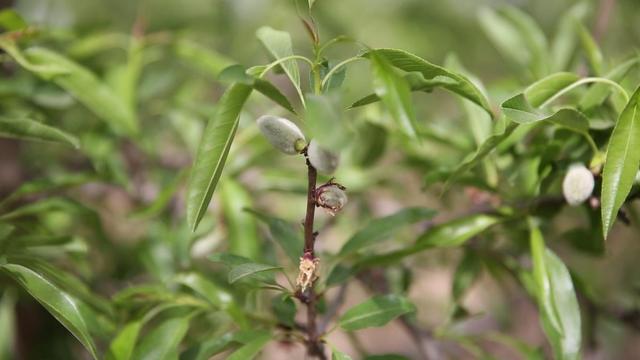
[
  {"left": 257, "top": 115, "right": 347, "bottom": 214},
  {"left": 257, "top": 115, "right": 339, "bottom": 175}
]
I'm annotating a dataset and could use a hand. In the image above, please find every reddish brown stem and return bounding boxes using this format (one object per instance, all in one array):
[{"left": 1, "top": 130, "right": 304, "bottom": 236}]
[{"left": 300, "top": 156, "right": 326, "bottom": 359}]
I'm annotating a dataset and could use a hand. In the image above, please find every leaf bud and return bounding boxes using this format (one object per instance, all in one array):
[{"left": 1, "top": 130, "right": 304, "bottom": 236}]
[
  {"left": 562, "top": 164, "right": 594, "bottom": 206},
  {"left": 308, "top": 140, "right": 340, "bottom": 174},
  {"left": 316, "top": 183, "right": 347, "bottom": 215},
  {"left": 257, "top": 115, "right": 306, "bottom": 155}
]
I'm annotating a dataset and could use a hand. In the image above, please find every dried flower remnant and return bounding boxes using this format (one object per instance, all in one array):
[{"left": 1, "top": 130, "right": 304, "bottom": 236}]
[
  {"left": 315, "top": 180, "right": 347, "bottom": 216},
  {"left": 296, "top": 252, "right": 319, "bottom": 292}
]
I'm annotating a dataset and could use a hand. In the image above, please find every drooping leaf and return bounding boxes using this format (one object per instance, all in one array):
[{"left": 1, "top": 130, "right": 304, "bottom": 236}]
[
  {"left": 524, "top": 72, "right": 580, "bottom": 108},
  {"left": 0, "top": 173, "right": 93, "bottom": 208},
  {"left": 580, "top": 56, "right": 640, "bottom": 111},
  {"left": 364, "top": 49, "right": 493, "bottom": 117},
  {"left": 186, "top": 83, "right": 252, "bottom": 232},
  {"left": 245, "top": 209, "right": 303, "bottom": 263},
  {"left": 0, "top": 263, "right": 98, "bottom": 359},
  {"left": 226, "top": 331, "right": 271, "bottom": 360},
  {"left": 218, "top": 65, "right": 296, "bottom": 113},
  {"left": 132, "top": 316, "right": 191, "bottom": 360},
  {"left": 452, "top": 251, "right": 482, "bottom": 301},
  {"left": 339, "top": 207, "right": 436, "bottom": 256},
  {"left": 255, "top": 27, "right": 303, "bottom": 103},
  {"left": 369, "top": 50, "right": 418, "bottom": 138},
  {"left": 601, "top": 86, "right": 640, "bottom": 237},
  {"left": 107, "top": 321, "right": 143, "bottom": 360},
  {"left": 339, "top": 294, "right": 416, "bottom": 331},
  {"left": 0, "top": 116, "right": 80, "bottom": 148},
  {"left": 576, "top": 23, "right": 603, "bottom": 76},
  {"left": 227, "top": 262, "right": 281, "bottom": 284},
  {"left": 180, "top": 333, "right": 236, "bottom": 360},
  {"left": 529, "top": 221, "right": 581, "bottom": 360}
]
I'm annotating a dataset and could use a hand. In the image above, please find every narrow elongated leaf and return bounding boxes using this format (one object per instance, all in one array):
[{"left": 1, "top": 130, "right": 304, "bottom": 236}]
[
  {"left": 253, "top": 78, "right": 296, "bottom": 113},
  {"left": 529, "top": 221, "right": 581, "bottom": 360},
  {"left": 524, "top": 72, "right": 580, "bottom": 108},
  {"left": 365, "top": 49, "right": 492, "bottom": 117},
  {"left": 256, "top": 27, "right": 302, "bottom": 101},
  {"left": 349, "top": 74, "right": 456, "bottom": 108},
  {"left": 245, "top": 209, "right": 303, "bottom": 263},
  {"left": 369, "top": 51, "right": 418, "bottom": 138},
  {"left": 4, "top": 45, "right": 137, "bottom": 135},
  {"left": 452, "top": 251, "right": 482, "bottom": 301},
  {"left": 132, "top": 316, "right": 191, "bottom": 360},
  {"left": 0, "top": 116, "right": 79, "bottom": 148},
  {"left": 601, "top": 86, "right": 640, "bottom": 237},
  {"left": 416, "top": 214, "right": 499, "bottom": 248},
  {"left": 0, "top": 263, "right": 98, "bottom": 359},
  {"left": 220, "top": 180, "right": 259, "bottom": 260},
  {"left": 174, "top": 38, "right": 233, "bottom": 77},
  {"left": 180, "top": 333, "right": 236, "bottom": 360},
  {"left": 577, "top": 23, "right": 603, "bottom": 75},
  {"left": 226, "top": 332, "right": 271, "bottom": 360},
  {"left": 550, "top": 3, "right": 589, "bottom": 72},
  {"left": 0, "top": 291, "right": 15, "bottom": 359},
  {"left": 228, "top": 262, "right": 281, "bottom": 284},
  {"left": 339, "top": 207, "right": 436, "bottom": 256},
  {"left": 187, "top": 83, "right": 252, "bottom": 232},
  {"left": 339, "top": 294, "right": 415, "bottom": 331}
]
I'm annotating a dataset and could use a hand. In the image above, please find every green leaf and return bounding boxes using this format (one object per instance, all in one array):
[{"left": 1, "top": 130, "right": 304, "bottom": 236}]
[
  {"left": 226, "top": 331, "right": 271, "bottom": 360},
  {"left": 0, "top": 9, "right": 27, "bottom": 30},
  {"left": 524, "top": 72, "right": 580, "bottom": 108},
  {"left": 369, "top": 51, "right": 418, "bottom": 138},
  {"left": 220, "top": 180, "right": 259, "bottom": 260},
  {"left": 349, "top": 74, "right": 456, "bottom": 109},
  {"left": 256, "top": 27, "right": 302, "bottom": 103},
  {"left": 365, "top": 49, "right": 493, "bottom": 118},
  {"left": 132, "top": 316, "right": 191, "bottom": 360},
  {"left": 445, "top": 119, "right": 518, "bottom": 185},
  {"left": 0, "top": 116, "right": 80, "bottom": 148},
  {"left": 107, "top": 321, "right": 142, "bottom": 360},
  {"left": 601, "top": 86, "right": 640, "bottom": 237},
  {"left": 245, "top": 209, "right": 303, "bottom": 263},
  {"left": 0, "top": 291, "right": 15, "bottom": 359},
  {"left": 529, "top": 221, "right": 581, "bottom": 360},
  {"left": 416, "top": 214, "right": 499, "bottom": 248},
  {"left": 218, "top": 65, "right": 296, "bottom": 114},
  {"left": 550, "top": 2, "right": 589, "bottom": 72},
  {"left": 174, "top": 38, "right": 233, "bottom": 78},
  {"left": 227, "top": 262, "right": 281, "bottom": 284},
  {"left": 186, "top": 83, "right": 253, "bottom": 232},
  {"left": 2, "top": 44, "right": 138, "bottom": 135},
  {"left": 0, "top": 173, "right": 93, "bottom": 209},
  {"left": 580, "top": 57, "right": 640, "bottom": 111},
  {"left": 308, "top": 0, "right": 317, "bottom": 9},
  {"left": 479, "top": 6, "right": 549, "bottom": 78},
  {"left": 180, "top": 333, "right": 236, "bottom": 360},
  {"left": 305, "top": 94, "right": 350, "bottom": 149},
  {"left": 0, "top": 263, "right": 98, "bottom": 359},
  {"left": 577, "top": 23, "right": 603, "bottom": 75},
  {"left": 339, "top": 207, "right": 436, "bottom": 256},
  {"left": 452, "top": 251, "right": 482, "bottom": 301},
  {"left": 332, "top": 348, "right": 353, "bottom": 360},
  {"left": 271, "top": 294, "right": 296, "bottom": 327},
  {"left": 339, "top": 294, "right": 416, "bottom": 331}
]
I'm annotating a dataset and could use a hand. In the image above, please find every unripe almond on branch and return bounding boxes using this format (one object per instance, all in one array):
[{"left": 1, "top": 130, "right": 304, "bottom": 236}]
[
  {"left": 562, "top": 163, "right": 594, "bottom": 206},
  {"left": 308, "top": 140, "right": 339, "bottom": 174},
  {"left": 257, "top": 115, "right": 306, "bottom": 155}
]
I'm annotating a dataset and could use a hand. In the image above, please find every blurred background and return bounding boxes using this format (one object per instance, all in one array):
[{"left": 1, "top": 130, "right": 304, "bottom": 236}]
[{"left": 1, "top": 0, "right": 640, "bottom": 359}]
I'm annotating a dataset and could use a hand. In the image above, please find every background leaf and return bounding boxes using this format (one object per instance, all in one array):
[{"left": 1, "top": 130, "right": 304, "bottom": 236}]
[
  {"left": 339, "top": 294, "right": 416, "bottom": 331},
  {"left": 0, "top": 116, "right": 80, "bottom": 148}
]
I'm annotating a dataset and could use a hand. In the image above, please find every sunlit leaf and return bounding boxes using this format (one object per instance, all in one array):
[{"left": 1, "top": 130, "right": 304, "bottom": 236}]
[
  {"left": 601, "top": 86, "right": 640, "bottom": 237},
  {"left": 0, "top": 263, "right": 98, "bottom": 359},
  {"left": 256, "top": 27, "right": 303, "bottom": 103}
]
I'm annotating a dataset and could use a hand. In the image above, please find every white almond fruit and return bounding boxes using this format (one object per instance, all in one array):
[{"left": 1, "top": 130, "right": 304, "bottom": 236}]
[
  {"left": 562, "top": 164, "right": 595, "bottom": 206},
  {"left": 257, "top": 115, "right": 306, "bottom": 155},
  {"left": 308, "top": 140, "right": 339, "bottom": 174}
]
